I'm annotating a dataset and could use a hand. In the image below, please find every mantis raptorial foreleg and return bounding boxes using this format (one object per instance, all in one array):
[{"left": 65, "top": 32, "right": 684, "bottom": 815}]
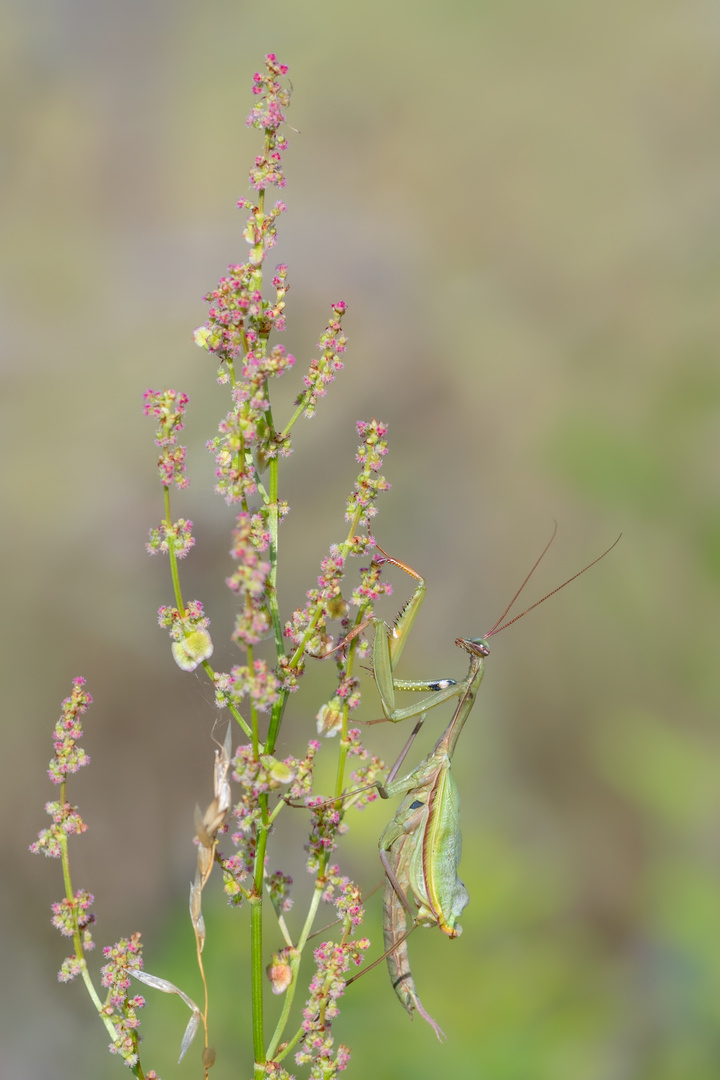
[{"left": 331, "top": 547, "right": 464, "bottom": 724}]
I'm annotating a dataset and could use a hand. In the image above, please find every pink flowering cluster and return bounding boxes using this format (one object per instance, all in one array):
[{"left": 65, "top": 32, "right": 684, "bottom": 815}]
[
  {"left": 30, "top": 678, "right": 92, "bottom": 857},
  {"left": 275, "top": 652, "right": 304, "bottom": 694},
  {"left": 232, "top": 743, "right": 298, "bottom": 795},
  {"left": 303, "top": 800, "right": 345, "bottom": 874},
  {"left": 284, "top": 599, "right": 331, "bottom": 660},
  {"left": 101, "top": 933, "right": 147, "bottom": 1067},
  {"left": 146, "top": 517, "right": 195, "bottom": 559},
  {"left": 58, "top": 951, "right": 84, "bottom": 983},
  {"left": 284, "top": 424, "right": 390, "bottom": 661},
  {"left": 220, "top": 743, "right": 302, "bottom": 907},
  {"left": 226, "top": 510, "right": 272, "bottom": 645},
  {"left": 295, "top": 302, "right": 348, "bottom": 419},
  {"left": 196, "top": 255, "right": 289, "bottom": 366},
  {"left": 284, "top": 544, "right": 349, "bottom": 658},
  {"left": 321, "top": 867, "right": 365, "bottom": 929},
  {"left": 206, "top": 344, "right": 296, "bottom": 504},
  {"left": 286, "top": 740, "right": 321, "bottom": 802},
  {"left": 52, "top": 887, "right": 95, "bottom": 935},
  {"left": 30, "top": 800, "right": 87, "bottom": 858},
  {"left": 342, "top": 728, "right": 386, "bottom": 806},
  {"left": 350, "top": 551, "right": 393, "bottom": 609},
  {"left": 158, "top": 600, "right": 209, "bottom": 640},
  {"left": 295, "top": 938, "right": 369, "bottom": 1076},
  {"left": 48, "top": 676, "right": 92, "bottom": 782},
  {"left": 345, "top": 419, "right": 390, "bottom": 526},
  {"left": 216, "top": 659, "right": 281, "bottom": 714},
  {"left": 54, "top": 890, "right": 96, "bottom": 980},
  {"left": 222, "top": 844, "right": 256, "bottom": 907},
  {"left": 143, "top": 388, "right": 190, "bottom": 490},
  {"left": 286, "top": 539, "right": 396, "bottom": 747},
  {"left": 31, "top": 681, "right": 154, "bottom": 1072},
  {"left": 247, "top": 53, "right": 290, "bottom": 191},
  {"left": 266, "top": 870, "right": 294, "bottom": 914},
  {"left": 221, "top": 738, "right": 322, "bottom": 908},
  {"left": 285, "top": 535, "right": 391, "bottom": 654},
  {"left": 194, "top": 53, "right": 291, "bottom": 372}
]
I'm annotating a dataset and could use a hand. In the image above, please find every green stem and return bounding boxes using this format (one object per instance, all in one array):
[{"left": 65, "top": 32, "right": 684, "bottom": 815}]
[
  {"left": 59, "top": 784, "right": 145, "bottom": 1079},
  {"left": 266, "top": 455, "right": 284, "bottom": 657},
  {"left": 345, "top": 508, "right": 364, "bottom": 546},
  {"left": 265, "top": 950, "right": 300, "bottom": 1061},
  {"left": 296, "top": 877, "right": 326, "bottom": 953},
  {"left": 247, "top": 643, "right": 260, "bottom": 760},
  {"left": 59, "top": 832, "right": 116, "bottom": 1041},
  {"left": 266, "top": 879, "right": 325, "bottom": 1061},
  {"left": 250, "top": 884, "right": 266, "bottom": 1070},
  {"left": 164, "top": 485, "right": 185, "bottom": 614},
  {"left": 58, "top": 784, "right": 115, "bottom": 1036},
  {"left": 288, "top": 610, "right": 323, "bottom": 670},
  {"left": 278, "top": 397, "right": 310, "bottom": 440}
]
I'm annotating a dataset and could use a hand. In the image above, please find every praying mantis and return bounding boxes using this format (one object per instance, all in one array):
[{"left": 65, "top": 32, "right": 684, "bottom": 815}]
[{"left": 340, "top": 530, "right": 619, "bottom": 1039}]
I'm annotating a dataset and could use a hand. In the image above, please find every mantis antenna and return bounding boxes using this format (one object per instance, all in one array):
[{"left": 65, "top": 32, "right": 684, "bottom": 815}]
[{"left": 485, "top": 529, "right": 621, "bottom": 639}]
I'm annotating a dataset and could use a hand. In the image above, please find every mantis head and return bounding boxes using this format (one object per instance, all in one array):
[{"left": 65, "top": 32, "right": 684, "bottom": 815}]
[{"left": 455, "top": 636, "right": 490, "bottom": 658}]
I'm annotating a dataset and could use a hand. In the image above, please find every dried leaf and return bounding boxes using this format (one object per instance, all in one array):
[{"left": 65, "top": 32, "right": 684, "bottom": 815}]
[{"left": 179, "top": 1008, "right": 201, "bottom": 1062}]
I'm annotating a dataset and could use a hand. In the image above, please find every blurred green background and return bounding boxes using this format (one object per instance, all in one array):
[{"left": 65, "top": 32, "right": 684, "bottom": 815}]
[{"left": 5, "top": 1, "right": 720, "bottom": 1077}]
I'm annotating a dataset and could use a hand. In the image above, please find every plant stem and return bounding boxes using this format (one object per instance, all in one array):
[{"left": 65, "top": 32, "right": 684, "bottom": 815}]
[
  {"left": 250, "top": 885, "right": 266, "bottom": 1070},
  {"left": 266, "top": 880, "right": 324, "bottom": 1062},
  {"left": 164, "top": 485, "right": 185, "bottom": 614},
  {"left": 266, "top": 454, "right": 284, "bottom": 657},
  {"left": 59, "top": 783, "right": 146, "bottom": 1079}
]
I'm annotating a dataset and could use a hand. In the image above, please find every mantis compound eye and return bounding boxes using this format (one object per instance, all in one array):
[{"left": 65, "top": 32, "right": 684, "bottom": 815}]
[{"left": 455, "top": 636, "right": 490, "bottom": 657}]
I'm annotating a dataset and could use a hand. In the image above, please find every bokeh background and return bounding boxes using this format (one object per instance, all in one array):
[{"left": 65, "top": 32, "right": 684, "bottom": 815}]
[{"left": 4, "top": 1, "right": 720, "bottom": 1077}]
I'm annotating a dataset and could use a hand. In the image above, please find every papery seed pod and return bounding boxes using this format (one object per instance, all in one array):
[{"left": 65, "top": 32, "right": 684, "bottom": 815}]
[
  {"left": 261, "top": 756, "right": 296, "bottom": 786},
  {"left": 172, "top": 628, "right": 213, "bottom": 672},
  {"left": 316, "top": 697, "right": 343, "bottom": 737},
  {"left": 326, "top": 596, "right": 348, "bottom": 620},
  {"left": 266, "top": 949, "right": 294, "bottom": 995}
]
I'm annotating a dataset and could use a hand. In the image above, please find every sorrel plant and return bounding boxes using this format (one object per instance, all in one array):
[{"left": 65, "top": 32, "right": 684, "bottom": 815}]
[{"left": 31, "top": 54, "right": 420, "bottom": 1079}]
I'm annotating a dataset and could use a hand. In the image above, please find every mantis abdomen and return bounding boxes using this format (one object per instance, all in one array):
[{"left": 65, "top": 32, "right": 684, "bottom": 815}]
[{"left": 382, "top": 829, "right": 447, "bottom": 1041}]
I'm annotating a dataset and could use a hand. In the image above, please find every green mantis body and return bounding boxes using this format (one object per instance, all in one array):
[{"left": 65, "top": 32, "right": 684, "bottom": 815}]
[
  {"left": 352, "top": 535, "right": 618, "bottom": 1037},
  {"left": 375, "top": 635, "right": 489, "bottom": 1040}
]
